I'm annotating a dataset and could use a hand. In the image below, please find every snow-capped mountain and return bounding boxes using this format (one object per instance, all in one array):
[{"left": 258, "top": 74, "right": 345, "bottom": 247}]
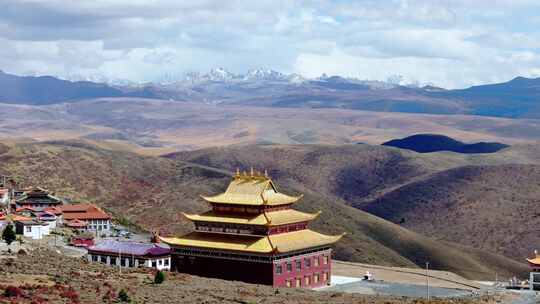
[
  {"left": 207, "top": 67, "right": 237, "bottom": 81},
  {"left": 156, "top": 68, "right": 308, "bottom": 85},
  {"left": 244, "top": 68, "right": 286, "bottom": 81},
  {"left": 61, "top": 73, "right": 138, "bottom": 87}
]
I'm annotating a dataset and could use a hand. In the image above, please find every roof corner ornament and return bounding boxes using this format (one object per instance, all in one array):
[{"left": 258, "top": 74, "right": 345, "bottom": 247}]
[
  {"left": 250, "top": 166, "right": 254, "bottom": 177},
  {"left": 264, "top": 169, "right": 269, "bottom": 178}
]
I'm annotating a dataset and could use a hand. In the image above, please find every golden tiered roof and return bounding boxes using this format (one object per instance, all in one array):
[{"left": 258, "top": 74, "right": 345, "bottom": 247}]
[
  {"left": 160, "top": 229, "right": 344, "bottom": 254},
  {"left": 200, "top": 170, "right": 302, "bottom": 206},
  {"left": 182, "top": 209, "right": 321, "bottom": 226}
]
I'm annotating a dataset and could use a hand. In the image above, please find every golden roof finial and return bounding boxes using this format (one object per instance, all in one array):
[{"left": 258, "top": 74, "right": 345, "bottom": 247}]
[
  {"left": 264, "top": 169, "right": 268, "bottom": 178},
  {"left": 250, "top": 166, "right": 254, "bottom": 176},
  {"left": 236, "top": 168, "right": 240, "bottom": 176}
]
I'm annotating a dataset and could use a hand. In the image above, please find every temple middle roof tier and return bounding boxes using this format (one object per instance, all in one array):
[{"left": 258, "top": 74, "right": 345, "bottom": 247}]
[
  {"left": 200, "top": 174, "right": 302, "bottom": 206},
  {"left": 183, "top": 209, "right": 321, "bottom": 226},
  {"left": 160, "top": 229, "right": 344, "bottom": 254}
]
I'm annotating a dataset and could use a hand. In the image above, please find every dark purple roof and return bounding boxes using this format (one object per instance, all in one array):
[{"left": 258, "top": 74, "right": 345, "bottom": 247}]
[{"left": 88, "top": 240, "right": 170, "bottom": 257}]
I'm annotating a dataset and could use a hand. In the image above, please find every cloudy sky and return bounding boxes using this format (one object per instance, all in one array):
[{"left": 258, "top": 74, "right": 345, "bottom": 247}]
[{"left": 2, "top": 0, "right": 540, "bottom": 88}]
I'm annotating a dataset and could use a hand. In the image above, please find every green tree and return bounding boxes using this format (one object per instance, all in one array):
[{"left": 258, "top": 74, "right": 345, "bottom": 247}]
[
  {"left": 2, "top": 224, "right": 16, "bottom": 245},
  {"left": 154, "top": 271, "right": 165, "bottom": 284},
  {"left": 118, "top": 289, "right": 130, "bottom": 302}
]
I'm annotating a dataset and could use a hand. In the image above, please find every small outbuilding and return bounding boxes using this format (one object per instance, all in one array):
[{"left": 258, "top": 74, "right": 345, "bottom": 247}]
[
  {"left": 15, "top": 220, "right": 50, "bottom": 239},
  {"left": 65, "top": 219, "right": 88, "bottom": 232},
  {"left": 87, "top": 240, "right": 171, "bottom": 270},
  {"left": 70, "top": 233, "right": 95, "bottom": 248}
]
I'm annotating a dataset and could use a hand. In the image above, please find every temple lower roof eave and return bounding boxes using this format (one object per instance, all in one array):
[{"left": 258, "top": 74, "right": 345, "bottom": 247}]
[{"left": 159, "top": 230, "right": 344, "bottom": 254}]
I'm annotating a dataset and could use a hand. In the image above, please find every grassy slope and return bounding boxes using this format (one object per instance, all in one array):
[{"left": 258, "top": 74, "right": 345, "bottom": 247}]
[
  {"left": 170, "top": 143, "right": 540, "bottom": 263},
  {"left": 361, "top": 164, "right": 540, "bottom": 261},
  {"left": 0, "top": 141, "right": 528, "bottom": 279}
]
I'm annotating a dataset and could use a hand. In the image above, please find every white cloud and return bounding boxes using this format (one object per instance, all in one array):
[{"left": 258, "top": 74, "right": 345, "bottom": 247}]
[{"left": 1, "top": 0, "right": 540, "bottom": 88}]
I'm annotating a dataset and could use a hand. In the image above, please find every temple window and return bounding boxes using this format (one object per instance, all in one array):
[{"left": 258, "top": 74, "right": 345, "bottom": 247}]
[
  {"left": 304, "top": 276, "right": 310, "bottom": 286},
  {"left": 314, "top": 257, "right": 320, "bottom": 267},
  {"left": 276, "top": 265, "right": 282, "bottom": 274},
  {"left": 323, "top": 256, "right": 329, "bottom": 265},
  {"left": 295, "top": 278, "right": 301, "bottom": 287},
  {"left": 286, "top": 262, "right": 292, "bottom": 272},
  {"left": 295, "top": 260, "right": 302, "bottom": 270},
  {"left": 313, "top": 274, "right": 319, "bottom": 283},
  {"left": 323, "top": 272, "right": 328, "bottom": 281},
  {"left": 304, "top": 258, "right": 311, "bottom": 268}
]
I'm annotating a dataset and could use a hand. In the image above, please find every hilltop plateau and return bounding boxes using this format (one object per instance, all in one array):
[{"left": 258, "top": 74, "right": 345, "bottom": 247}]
[{"left": 0, "top": 141, "right": 530, "bottom": 280}]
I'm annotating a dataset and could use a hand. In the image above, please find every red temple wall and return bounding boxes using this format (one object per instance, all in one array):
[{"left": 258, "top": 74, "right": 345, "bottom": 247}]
[
  {"left": 174, "top": 255, "right": 274, "bottom": 285},
  {"left": 272, "top": 249, "right": 332, "bottom": 288}
]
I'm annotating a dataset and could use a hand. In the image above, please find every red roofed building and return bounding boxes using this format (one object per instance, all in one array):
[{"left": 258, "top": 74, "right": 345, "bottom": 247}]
[
  {"left": 44, "top": 206, "right": 63, "bottom": 215},
  {"left": 65, "top": 219, "right": 88, "bottom": 231},
  {"left": 70, "top": 233, "right": 95, "bottom": 247},
  {"left": 59, "top": 204, "right": 112, "bottom": 234},
  {"left": 0, "top": 214, "right": 32, "bottom": 222},
  {"left": 14, "top": 187, "right": 62, "bottom": 211}
]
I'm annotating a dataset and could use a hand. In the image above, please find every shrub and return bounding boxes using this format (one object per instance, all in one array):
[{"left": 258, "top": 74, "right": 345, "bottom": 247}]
[
  {"left": 118, "top": 289, "right": 130, "bottom": 302},
  {"left": 4, "top": 285, "right": 24, "bottom": 297},
  {"left": 154, "top": 271, "right": 165, "bottom": 284},
  {"left": 60, "top": 288, "right": 80, "bottom": 303},
  {"left": 2, "top": 224, "right": 16, "bottom": 245}
]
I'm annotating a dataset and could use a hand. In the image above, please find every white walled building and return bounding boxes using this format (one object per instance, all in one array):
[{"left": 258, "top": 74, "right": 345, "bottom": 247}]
[
  {"left": 15, "top": 220, "right": 50, "bottom": 239},
  {"left": 87, "top": 240, "right": 171, "bottom": 271}
]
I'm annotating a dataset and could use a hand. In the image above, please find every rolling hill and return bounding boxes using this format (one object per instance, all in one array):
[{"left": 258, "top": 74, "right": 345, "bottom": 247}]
[
  {"left": 382, "top": 134, "right": 509, "bottom": 154},
  {"left": 0, "top": 141, "right": 528, "bottom": 280},
  {"left": 169, "top": 143, "right": 540, "bottom": 263},
  {"left": 361, "top": 164, "right": 540, "bottom": 262}
]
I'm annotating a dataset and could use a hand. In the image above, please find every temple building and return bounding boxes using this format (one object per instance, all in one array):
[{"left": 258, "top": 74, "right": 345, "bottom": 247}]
[
  {"left": 59, "top": 203, "right": 112, "bottom": 234},
  {"left": 14, "top": 187, "right": 62, "bottom": 211},
  {"left": 527, "top": 250, "right": 540, "bottom": 290},
  {"left": 160, "top": 169, "right": 344, "bottom": 288},
  {"left": 87, "top": 240, "right": 171, "bottom": 270}
]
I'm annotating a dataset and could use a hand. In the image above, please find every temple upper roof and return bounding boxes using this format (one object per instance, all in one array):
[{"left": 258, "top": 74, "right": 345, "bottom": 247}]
[
  {"left": 160, "top": 229, "right": 344, "bottom": 254},
  {"left": 182, "top": 209, "right": 321, "bottom": 226},
  {"left": 201, "top": 171, "right": 302, "bottom": 206}
]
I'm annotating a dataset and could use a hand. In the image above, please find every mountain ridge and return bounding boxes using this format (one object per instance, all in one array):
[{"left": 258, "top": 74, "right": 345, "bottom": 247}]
[{"left": 3, "top": 69, "right": 540, "bottom": 118}]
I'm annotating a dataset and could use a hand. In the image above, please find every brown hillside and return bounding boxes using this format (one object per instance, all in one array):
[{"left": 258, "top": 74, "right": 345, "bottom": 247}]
[
  {"left": 0, "top": 141, "right": 528, "bottom": 280},
  {"left": 361, "top": 164, "right": 540, "bottom": 262},
  {"left": 170, "top": 144, "right": 540, "bottom": 263}
]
